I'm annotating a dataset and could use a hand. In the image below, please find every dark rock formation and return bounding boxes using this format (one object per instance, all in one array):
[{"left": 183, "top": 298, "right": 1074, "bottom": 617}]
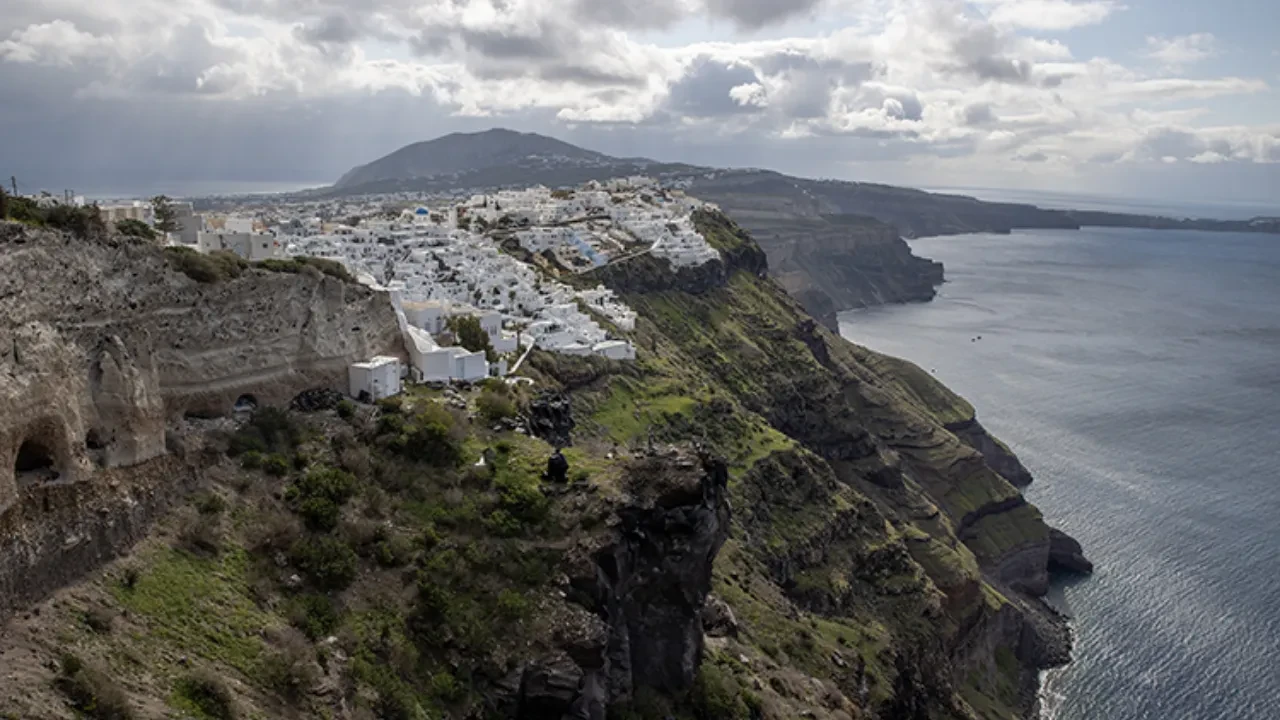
[
  {"left": 546, "top": 450, "right": 569, "bottom": 484},
  {"left": 1048, "top": 528, "right": 1094, "bottom": 575},
  {"left": 290, "top": 388, "right": 346, "bottom": 413},
  {"left": 566, "top": 451, "right": 731, "bottom": 709},
  {"left": 528, "top": 392, "right": 575, "bottom": 448}
]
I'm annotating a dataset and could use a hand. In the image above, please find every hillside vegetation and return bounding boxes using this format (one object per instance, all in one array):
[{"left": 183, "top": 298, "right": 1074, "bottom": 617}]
[{"left": 0, "top": 213, "right": 1076, "bottom": 720}]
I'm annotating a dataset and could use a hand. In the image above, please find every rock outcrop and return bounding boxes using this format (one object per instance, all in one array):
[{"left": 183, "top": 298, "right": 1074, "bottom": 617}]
[
  {"left": 496, "top": 450, "right": 731, "bottom": 718},
  {"left": 0, "top": 221, "right": 403, "bottom": 616}
]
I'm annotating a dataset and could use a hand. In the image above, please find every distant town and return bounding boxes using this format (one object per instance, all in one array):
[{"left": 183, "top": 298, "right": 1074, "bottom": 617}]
[{"left": 15, "top": 177, "right": 724, "bottom": 401}]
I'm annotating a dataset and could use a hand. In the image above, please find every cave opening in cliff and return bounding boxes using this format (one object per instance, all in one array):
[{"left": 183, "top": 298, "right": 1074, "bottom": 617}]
[
  {"left": 234, "top": 394, "right": 259, "bottom": 413},
  {"left": 15, "top": 438, "right": 58, "bottom": 480}
]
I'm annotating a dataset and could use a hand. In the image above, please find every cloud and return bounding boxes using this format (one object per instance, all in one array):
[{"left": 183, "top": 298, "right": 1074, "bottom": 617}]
[
  {"left": 980, "top": 0, "right": 1118, "bottom": 31},
  {"left": 0, "top": 0, "right": 1276, "bottom": 202},
  {"left": 703, "top": 0, "right": 825, "bottom": 29},
  {"left": 1144, "top": 33, "right": 1217, "bottom": 69}
]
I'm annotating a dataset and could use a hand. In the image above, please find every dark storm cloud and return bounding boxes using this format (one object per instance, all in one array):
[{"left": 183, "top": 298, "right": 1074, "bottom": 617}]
[{"left": 704, "top": 0, "right": 824, "bottom": 29}]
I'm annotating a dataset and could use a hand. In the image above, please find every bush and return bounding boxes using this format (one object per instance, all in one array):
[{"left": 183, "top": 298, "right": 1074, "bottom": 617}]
[
  {"left": 164, "top": 247, "right": 246, "bottom": 283},
  {"left": 175, "top": 669, "right": 238, "bottom": 720},
  {"left": 227, "top": 407, "right": 300, "bottom": 457},
  {"left": 240, "top": 451, "right": 265, "bottom": 470},
  {"left": 45, "top": 204, "right": 108, "bottom": 240},
  {"left": 286, "top": 593, "right": 341, "bottom": 640},
  {"left": 254, "top": 256, "right": 355, "bottom": 283},
  {"left": 297, "top": 496, "right": 342, "bottom": 531},
  {"left": 287, "top": 466, "right": 357, "bottom": 531},
  {"left": 178, "top": 513, "right": 224, "bottom": 555},
  {"left": 195, "top": 491, "right": 228, "bottom": 516},
  {"left": 495, "top": 589, "right": 530, "bottom": 622},
  {"left": 428, "top": 671, "right": 463, "bottom": 703},
  {"left": 257, "top": 634, "right": 317, "bottom": 701},
  {"left": 476, "top": 389, "right": 517, "bottom": 423},
  {"left": 336, "top": 399, "right": 356, "bottom": 419},
  {"left": 262, "top": 454, "right": 291, "bottom": 477},
  {"left": 115, "top": 219, "right": 157, "bottom": 241},
  {"left": 374, "top": 535, "right": 415, "bottom": 568},
  {"left": 384, "top": 404, "right": 465, "bottom": 467},
  {"left": 56, "top": 654, "right": 134, "bottom": 720},
  {"left": 289, "top": 536, "right": 358, "bottom": 591}
]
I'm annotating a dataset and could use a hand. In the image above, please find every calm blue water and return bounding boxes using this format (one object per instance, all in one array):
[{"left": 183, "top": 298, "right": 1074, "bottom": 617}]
[{"left": 839, "top": 228, "right": 1280, "bottom": 720}]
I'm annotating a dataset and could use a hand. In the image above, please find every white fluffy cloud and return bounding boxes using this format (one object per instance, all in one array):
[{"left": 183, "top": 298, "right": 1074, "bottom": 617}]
[
  {"left": 1144, "top": 33, "right": 1217, "bottom": 70},
  {"left": 0, "top": 0, "right": 1276, "bottom": 195}
]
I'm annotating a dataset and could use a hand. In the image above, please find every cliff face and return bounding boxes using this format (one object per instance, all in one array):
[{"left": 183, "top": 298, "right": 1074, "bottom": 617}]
[
  {"left": 542, "top": 210, "right": 1087, "bottom": 719},
  {"left": 0, "top": 221, "right": 403, "bottom": 613},
  {"left": 686, "top": 175, "right": 946, "bottom": 327}
]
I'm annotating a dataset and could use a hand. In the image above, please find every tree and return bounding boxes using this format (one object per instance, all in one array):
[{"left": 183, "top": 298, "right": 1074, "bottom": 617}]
[
  {"left": 447, "top": 315, "right": 495, "bottom": 361},
  {"left": 152, "top": 195, "right": 179, "bottom": 234},
  {"left": 115, "top": 218, "right": 157, "bottom": 241}
]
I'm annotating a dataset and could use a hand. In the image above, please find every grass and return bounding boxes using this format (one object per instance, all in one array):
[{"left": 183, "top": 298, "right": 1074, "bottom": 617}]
[{"left": 110, "top": 547, "right": 273, "bottom": 676}]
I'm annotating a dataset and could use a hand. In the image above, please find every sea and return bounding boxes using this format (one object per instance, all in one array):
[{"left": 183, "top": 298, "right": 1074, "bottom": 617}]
[{"left": 839, "top": 226, "right": 1280, "bottom": 720}]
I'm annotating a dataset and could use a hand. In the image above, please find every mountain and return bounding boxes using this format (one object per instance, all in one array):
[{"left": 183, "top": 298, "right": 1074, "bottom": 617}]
[
  {"left": 334, "top": 129, "right": 618, "bottom": 189},
  {"left": 0, "top": 217, "right": 1086, "bottom": 719}
]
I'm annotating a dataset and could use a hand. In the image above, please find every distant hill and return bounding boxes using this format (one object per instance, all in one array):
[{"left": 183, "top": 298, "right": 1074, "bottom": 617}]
[
  {"left": 328, "top": 129, "right": 1279, "bottom": 325},
  {"left": 334, "top": 129, "right": 619, "bottom": 189}
]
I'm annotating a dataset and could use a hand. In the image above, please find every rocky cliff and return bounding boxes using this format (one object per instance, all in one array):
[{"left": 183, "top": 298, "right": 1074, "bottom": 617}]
[
  {"left": 0, "top": 214, "right": 1085, "bottom": 720},
  {"left": 0, "top": 221, "right": 403, "bottom": 612}
]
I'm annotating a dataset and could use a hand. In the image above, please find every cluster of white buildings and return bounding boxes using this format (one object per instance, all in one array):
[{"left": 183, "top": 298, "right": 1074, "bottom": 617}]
[{"left": 176, "top": 177, "right": 719, "bottom": 397}]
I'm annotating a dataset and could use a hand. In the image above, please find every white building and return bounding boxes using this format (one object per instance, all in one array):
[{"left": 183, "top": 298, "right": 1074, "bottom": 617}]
[
  {"left": 349, "top": 356, "right": 402, "bottom": 401},
  {"left": 593, "top": 340, "right": 637, "bottom": 361},
  {"left": 197, "top": 230, "right": 284, "bottom": 261}
]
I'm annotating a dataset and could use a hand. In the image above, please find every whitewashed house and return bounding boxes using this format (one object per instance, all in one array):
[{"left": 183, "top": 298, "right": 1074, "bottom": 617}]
[{"left": 349, "top": 356, "right": 402, "bottom": 401}]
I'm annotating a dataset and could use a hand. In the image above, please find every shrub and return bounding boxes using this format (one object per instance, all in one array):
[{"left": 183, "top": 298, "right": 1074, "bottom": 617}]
[
  {"left": 374, "top": 535, "right": 415, "bottom": 568},
  {"left": 476, "top": 389, "right": 517, "bottom": 423},
  {"left": 195, "top": 491, "right": 228, "bottom": 516},
  {"left": 227, "top": 407, "right": 300, "bottom": 457},
  {"left": 119, "top": 565, "right": 141, "bottom": 590},
  {"left": 428, "top": 671, "right": 463, "bottom": 703},
  {"left": 377, "top": 396, "right": 404, "bottom": 415},
  {"left": 247, "top": 509, "right": 302, "bottom": 556},
  {"left": 336, "top": 399, "right": 356, "bottom": 419},
  {"left": 56, "top": 654, "right": 134, "bottom": 720},
  {"left": 114, "top": 219, "right": 157, "bottom": 241},
  {"left": 45, "top": 204, "right": 108, "bottom": 240},
  {"left": 385, "top": 404, "right": 464, "bottom": 467},
  {"left": 297, "top": 496, "right": 342, "bottom": 531},
  {"left": 495, "top": 589, "right": 530, "bottom": 622},
  {"left": 289, "top": 536, "right": 358, "bottom": 591},
  {"left": 257, "top": 634, "right": 317, "bottom": 701},
  {"left": 254, "top": 257, "right": 354, "bottom": 283},
  {"left": 262, "top": 454, "right": 291, "bottom": 477},
  {"left": 164, "top": 247, "right": 246, "bottom": 283},
  {"left": 175, "top": 669, "right": 238, "bottom": 720},
  {"left": 240, "top": 451, "right": 265, "bottom": 470},
  {"left": 286, "top": 593, "right": 341, "bottom": 640},
  {"left": 179, "top": 514, "right": 224, "bottom": 556}
]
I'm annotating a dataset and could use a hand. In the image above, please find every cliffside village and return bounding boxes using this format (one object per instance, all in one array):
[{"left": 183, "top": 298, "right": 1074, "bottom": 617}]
[{"left": 77, "top": 178, "right": 722, "bottom": 402}]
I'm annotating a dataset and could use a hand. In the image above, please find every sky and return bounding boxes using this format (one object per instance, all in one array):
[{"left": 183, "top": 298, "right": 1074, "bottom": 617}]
[{"left": 1, "top": 0, "right": 1277, "bottom": 204}]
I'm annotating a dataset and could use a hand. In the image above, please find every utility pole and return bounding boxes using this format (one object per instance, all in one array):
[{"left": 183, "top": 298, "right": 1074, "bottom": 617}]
[{"left": 9, "top": 177, "right": 16, "bottom": 196}]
